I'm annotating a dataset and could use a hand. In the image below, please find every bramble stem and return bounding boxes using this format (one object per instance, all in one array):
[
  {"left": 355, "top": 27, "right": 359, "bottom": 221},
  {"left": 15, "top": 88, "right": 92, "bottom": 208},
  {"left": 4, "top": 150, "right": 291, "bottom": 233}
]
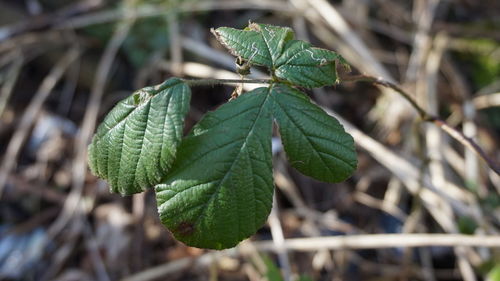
[
  {"left": 182, "top": 78, "right": 273, "bottom": 87},
  {"left": 342, "top": 75, "right": 428, "bottom": 119},
  {"left": 342, "top": 74, "right": 500, "bottom": 176}
]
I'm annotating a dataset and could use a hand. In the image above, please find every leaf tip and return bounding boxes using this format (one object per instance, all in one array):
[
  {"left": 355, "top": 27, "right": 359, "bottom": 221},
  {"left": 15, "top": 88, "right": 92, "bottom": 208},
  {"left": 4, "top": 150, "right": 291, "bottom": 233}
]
[
  {"left": 209, "top": 27, "right": 217, "bottom": 37},
  {"left": 334, "top": 56, "right": 351, "bottom": 84},
  {"left": 210, "top": 26, "right": 242, "bottom": 59},
  {"left": 210, "top": 27, "right": 225, "bottom": 46}
]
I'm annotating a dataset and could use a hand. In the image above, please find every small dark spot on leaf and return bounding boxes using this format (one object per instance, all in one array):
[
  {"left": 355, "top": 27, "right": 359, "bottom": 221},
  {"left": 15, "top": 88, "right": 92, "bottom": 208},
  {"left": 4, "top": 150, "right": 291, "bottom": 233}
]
[
  {"left": 132, "top": 90, "right": 152, "bottom": 106},
  {"left": 175, "top": 221, "right": 195, "bottom": 236},
  {"left": 133, "top": 94, "right": 140, "bottom": 105}
]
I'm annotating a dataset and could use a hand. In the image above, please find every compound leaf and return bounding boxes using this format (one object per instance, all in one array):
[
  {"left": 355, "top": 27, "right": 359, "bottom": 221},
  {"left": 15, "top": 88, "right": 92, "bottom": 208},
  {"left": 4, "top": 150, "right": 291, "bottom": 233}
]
[
  {"left": 213, "top": 22, "right": 346, "bottom": 88},
  {"left": 271, "top": 84, "right": 357, "bottom": 182},
  {"left": 88, "top": 78, "right": 191, "bottom": 195},
  {"left": 156, "top": 88, "right": 274, "bottom": 249}
]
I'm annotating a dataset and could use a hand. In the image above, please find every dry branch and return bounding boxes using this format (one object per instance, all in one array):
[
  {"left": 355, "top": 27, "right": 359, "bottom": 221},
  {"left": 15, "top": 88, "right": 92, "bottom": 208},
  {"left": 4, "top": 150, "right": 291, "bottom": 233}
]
[
  {"left": 254, "top": 234, "right": 500, "bottom": 251},
  {"left": 342, "top": 74, "right": 500, "bottom": 176}
]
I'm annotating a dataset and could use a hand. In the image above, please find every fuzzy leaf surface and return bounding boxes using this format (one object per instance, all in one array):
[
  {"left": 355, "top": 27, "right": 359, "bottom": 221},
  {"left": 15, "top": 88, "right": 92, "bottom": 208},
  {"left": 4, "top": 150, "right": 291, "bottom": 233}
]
[
  {"left": 271, "top": 85, "right": 357, "bottom": 182},
  {"left": 88, "top": 78, "right": 191, "bottom": 195},
  {"left": 155, "top": 88, "right": 274, "bottom": 249},
  {"left": 213, "top": 22, "right": 345, "bottom": 87}
]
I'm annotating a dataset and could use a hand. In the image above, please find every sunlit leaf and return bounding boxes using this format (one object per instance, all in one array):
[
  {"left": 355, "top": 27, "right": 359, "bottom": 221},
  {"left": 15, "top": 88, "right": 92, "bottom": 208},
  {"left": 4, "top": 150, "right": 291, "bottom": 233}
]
[
  {"left": 156, "top": 88, "right": 274, "bottom": 249},
  {"left": 88, "top": 78, "right": 190, "bottom": 195},
  {"left": 213, "top": 22, "right": 346, "bottom": 87}
]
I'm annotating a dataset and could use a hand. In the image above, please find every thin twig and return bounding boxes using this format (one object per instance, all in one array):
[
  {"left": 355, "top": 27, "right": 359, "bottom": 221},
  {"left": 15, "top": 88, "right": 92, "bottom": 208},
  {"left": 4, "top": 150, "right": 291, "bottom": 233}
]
[
  {"left": 122, "top": 251, "right": 234, "bottom": 281},
  {"left": 83, "top": 219, "right": 111, "bottom": 281},
  {"left": 57, "top": 53, "right": 80, "bottom": 116},
  {"left": 0, "top": 0, "right": 103, "bottom": 42},
  {"left": 353, "top": 191, "right": 408, "bottom": 221},
  {"left": 0, "top": 47, "right": 80, "bottom": 198},
  {"left": 167, "top": 12, "right": 182, "bottom": 77},
  {"left": 157, "top": 62, "right": 265, "bottom": 93},
  {"left": 181, "top": 36, "right": 240, "bottom": 71},
  {"left": 181, "top": 78, "right": 272, "bottom": 87},
  {"left": 342, "top": 74, "right": 500, "bottom": 176},
  {"left": 56, "top": 1, "right": 295, "bottom": 30},
  {"left": 268, "top": 194, "right": 292, "bottom": 281},
  {"left": 306, "top": 0, "right": 394, "bottom": 81},
  {"left": 48, "top": 12, "right": 135, "bottom": 238},
  {"left": 132, "top": 193, "right": 145, "bottom": 271},
  {"left": 474, "top": 92, "right": 500, "bottom": 109},
  {"left": 0, "top": 53, "right": 23, "bottom": 116},
  {"left": 254, "top": 234, "right": 500, "bottom": 251},
  {"left": 404, "top": 0, "right": 440, "bottom": 82},
  {"left": 323, "top": 107, "right": 486, "bottom": 231}
]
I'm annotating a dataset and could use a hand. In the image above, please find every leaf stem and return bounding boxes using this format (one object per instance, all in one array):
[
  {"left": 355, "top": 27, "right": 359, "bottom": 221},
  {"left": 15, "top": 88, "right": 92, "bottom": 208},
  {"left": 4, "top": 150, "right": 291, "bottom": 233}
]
[
  {"left": 181, "top": 78, "right": 273, "bottom": 87},
  {"left": 342, "top": 74, "right": 500, "bottom": 176}
]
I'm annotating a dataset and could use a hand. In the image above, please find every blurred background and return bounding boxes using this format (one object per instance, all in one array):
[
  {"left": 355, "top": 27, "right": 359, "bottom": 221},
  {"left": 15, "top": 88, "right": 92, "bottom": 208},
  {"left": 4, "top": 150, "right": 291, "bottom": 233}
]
[{"left": 0, "top": 0, "right": 499, "bottom": 280}]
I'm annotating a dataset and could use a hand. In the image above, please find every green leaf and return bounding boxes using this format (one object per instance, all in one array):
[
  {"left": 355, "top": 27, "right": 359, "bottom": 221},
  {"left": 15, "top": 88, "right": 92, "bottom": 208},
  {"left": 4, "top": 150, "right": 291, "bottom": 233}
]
[
  {"left": 212, "top": 22, "right": 345, "bottom": 88},
  {"left": 88, "top": 78, "right": 191, "bottom": 195},
  {"left": 155, "top": 88, "right": 274, "bottom": 249},
  {"left": 274, "top": 40, "right": 345, "bottom": 88},
  {"left": 211, "top": 27, "right": 273, "bottom": 67},
  {"left": 211, "top": 23, "right": 293, "bottom": 68},
  {"left": 270, "top": 85, "right": 357, "bottom": 182}
]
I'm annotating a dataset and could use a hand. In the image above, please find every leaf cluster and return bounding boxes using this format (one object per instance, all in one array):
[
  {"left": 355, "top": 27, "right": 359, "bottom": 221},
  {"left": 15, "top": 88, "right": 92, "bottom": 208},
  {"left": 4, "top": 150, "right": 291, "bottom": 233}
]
[{"left": 88, "top": 22, "right": 357, "bottom": 249}]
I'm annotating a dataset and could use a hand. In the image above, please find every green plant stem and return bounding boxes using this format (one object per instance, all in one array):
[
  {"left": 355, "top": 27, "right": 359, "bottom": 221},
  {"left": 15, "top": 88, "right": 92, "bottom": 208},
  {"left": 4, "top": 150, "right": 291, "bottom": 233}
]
[
  {"left": 342, "top": 74, "right": 500, "bottom": 176},
  {"left": 181, "top": 78, "right": 273, "bottom": 87}
]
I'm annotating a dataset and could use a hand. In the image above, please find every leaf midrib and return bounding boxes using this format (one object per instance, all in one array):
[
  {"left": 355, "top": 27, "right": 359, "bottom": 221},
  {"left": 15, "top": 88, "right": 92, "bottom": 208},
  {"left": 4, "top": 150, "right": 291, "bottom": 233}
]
[{"left": 192, "top": 92, "right": 271, "bottom": 240}]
